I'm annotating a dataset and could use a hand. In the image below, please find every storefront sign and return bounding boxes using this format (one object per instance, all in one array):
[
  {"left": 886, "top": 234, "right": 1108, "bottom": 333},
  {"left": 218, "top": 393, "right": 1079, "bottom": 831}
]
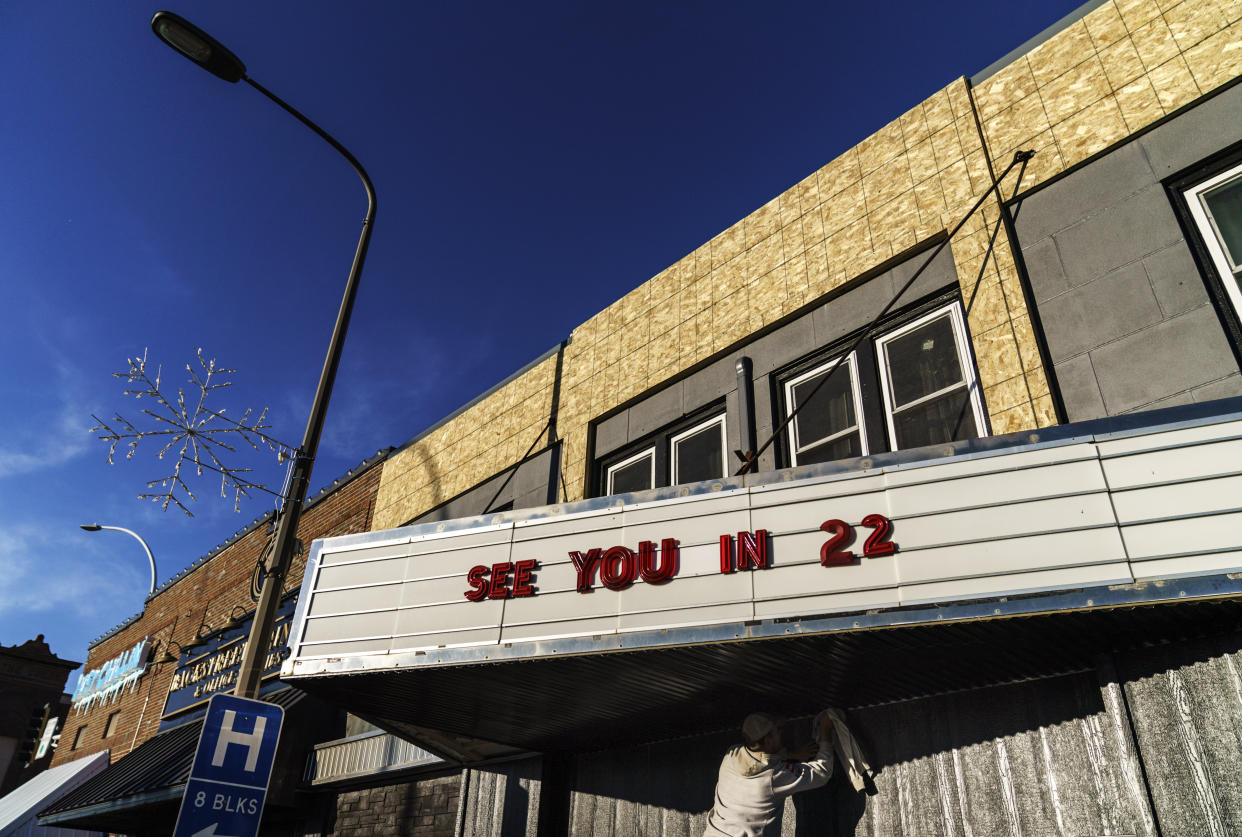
[
  {"left": 72, "top": 638, "right": 152, "bottom": 711},
  {"left": 162, "top": 599, "right": 295, "bottom": 720}
]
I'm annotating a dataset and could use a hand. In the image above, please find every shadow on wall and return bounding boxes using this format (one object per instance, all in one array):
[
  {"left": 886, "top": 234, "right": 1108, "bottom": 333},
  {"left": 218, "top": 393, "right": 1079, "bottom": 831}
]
[{"left": 411, "top": 439, "right": 446, "bottom": 516}]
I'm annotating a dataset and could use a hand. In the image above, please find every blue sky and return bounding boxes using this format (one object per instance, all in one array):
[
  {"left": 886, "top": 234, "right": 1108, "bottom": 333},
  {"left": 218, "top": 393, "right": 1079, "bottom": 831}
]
[{"left": 0, "top": 1, "right": 1084, "bottom": 686}]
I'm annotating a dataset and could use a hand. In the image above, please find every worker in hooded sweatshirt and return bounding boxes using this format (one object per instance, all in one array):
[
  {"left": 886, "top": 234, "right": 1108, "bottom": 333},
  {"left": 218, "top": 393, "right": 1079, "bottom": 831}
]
[{"left": 703, "top": 711, "right": 835, "bottom": 837}]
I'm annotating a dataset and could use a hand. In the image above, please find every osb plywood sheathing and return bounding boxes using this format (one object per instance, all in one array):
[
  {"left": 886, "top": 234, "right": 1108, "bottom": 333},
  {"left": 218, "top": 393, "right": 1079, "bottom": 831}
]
[
  {"left": 372, "top": 353, "right": 559, "bottom": 530},
  {"left": 976, "top": 0, "right": 1242, "bottom": 192}
]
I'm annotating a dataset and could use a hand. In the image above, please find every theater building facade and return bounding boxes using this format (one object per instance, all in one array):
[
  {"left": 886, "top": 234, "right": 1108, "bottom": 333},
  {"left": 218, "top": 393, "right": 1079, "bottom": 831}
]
[{"left": 37, "top": 0, "right": 1242, "bottom": 834}]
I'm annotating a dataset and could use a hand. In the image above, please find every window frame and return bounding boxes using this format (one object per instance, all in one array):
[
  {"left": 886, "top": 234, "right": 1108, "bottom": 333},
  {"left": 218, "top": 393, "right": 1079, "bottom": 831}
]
[
  {"left": 782, "top": 352, "right": 869, "bottom": 466},
  {"left": 1184, "top": 161, "right": 1242, "bottom": 324},
  {"left": 605, "top": 446, "right": 657, "bottom": 495},
  {"left": 874, "top": 301, "right": 986, "bottom": 450},
  {"left": 103, "top": 710, "right": 122, "bottom": 739},
  {"left": 669, "top": 413, "right": 729, "bottom": 486}
]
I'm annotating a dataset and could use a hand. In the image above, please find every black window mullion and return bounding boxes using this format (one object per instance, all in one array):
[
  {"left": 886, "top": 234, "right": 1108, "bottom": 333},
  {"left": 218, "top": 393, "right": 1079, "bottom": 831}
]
[
  {"left": 856, "top": 342, "right": 889, "bottom": 455},
  {"left": 654, "top": 443, "right": 670, "bottom": 489}
]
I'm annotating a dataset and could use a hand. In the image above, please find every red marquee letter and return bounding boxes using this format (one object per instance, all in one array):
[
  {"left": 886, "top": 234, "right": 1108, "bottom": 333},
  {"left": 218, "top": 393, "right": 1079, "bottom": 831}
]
[
  {"left": 512, "top": 559, "right": 538, "bottom": 597},
  {"left": 464, "top": 565, "right": 489, "bottom": 601},
  {"left": 570, "top": 548, "right": 602, "bottom": 593},
  {"left": 737, "top": 530, "right": 768, "bottom": 570},
  {"left": 488, "top": 562, "right": 513, "bottom": 599},
  {"left": 720, "top": 534, "right": 734, "bottom": 573},
  {"left": 600, "top": 546, "right": 637, "bottom": 591},
  {"left": 639, "top": 538, "right": 678, "bottom": 584}
]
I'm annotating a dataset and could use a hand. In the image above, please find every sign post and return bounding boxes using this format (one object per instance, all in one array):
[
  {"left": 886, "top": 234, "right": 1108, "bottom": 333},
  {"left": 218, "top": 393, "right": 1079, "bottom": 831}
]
[{"left": 172, "top": 694, "right": 283, "bottom": 837}]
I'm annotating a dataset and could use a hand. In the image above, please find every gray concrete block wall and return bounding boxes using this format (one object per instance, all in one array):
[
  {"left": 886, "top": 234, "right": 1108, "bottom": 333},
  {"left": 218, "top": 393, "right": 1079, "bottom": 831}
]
[
  {"left": 1015, "top": 83, "right": 1242, "bottom": 421},
  {"left": 322, "top": 773, "right": 461, "bottom": 837}
]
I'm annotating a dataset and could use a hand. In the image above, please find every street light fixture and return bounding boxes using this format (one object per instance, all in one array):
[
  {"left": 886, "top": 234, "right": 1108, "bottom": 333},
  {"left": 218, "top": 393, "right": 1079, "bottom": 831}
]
[
  {"left": 150, "top": 12, "right": 245, "bottom": 82},
  {"left": 80, "top": 524, "right": 158, "bottom": 597},
  {"left": 151, "top": 10, "right": 377, "bottom": 699}
]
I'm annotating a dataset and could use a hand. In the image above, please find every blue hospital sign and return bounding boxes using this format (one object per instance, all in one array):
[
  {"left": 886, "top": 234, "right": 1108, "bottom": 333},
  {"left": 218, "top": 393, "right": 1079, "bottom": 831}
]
[{"left": 173, "top": 694, "right": 284, "bottom": 837}]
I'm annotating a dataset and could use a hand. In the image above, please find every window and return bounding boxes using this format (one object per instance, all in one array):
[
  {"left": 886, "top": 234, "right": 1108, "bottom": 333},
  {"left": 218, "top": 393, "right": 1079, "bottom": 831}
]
[
  {"left": 71, "top": 725, "right": 86, "bottom": 750},
  {"left": 670, "top": 415, "right": 727, "bottom": 485},
  {"left": 598, "top": 411, "right": 728, "bottom": 496},
  {"left": 606, "top": 447, "right": 656, "bottom": 494},
  {"left": 784, "top": 353, "right": 867, "bottom": 465},
  {"left": 103, "top": 711, "right": 122, "bottom": 739},
  {"left": 1185, "top": 162, "right": 1242, "bottom": 321},
  {"left": 875, "top": 304, "right": 985, "bottom": 449},
  {"left": 781, "top": 301, "right": 985, "bottom": 463}
]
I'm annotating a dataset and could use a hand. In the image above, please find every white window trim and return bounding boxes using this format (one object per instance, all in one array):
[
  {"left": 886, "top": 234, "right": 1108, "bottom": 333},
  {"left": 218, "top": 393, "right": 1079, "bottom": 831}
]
[
  {"left": 875, "top": 302, "right": 986, "bottom": 450},
  {"left": 1185, "top": 163, "right": 1242, "bottom": 320},
  {"left": 783, "top": 352, "right": 868, "bottom": 465},
  {"left": 669, "top": 414, "right": 728, "bottom": 485},
  {"left": 605, "top": 446, "right": 656, "bottom": 495}
]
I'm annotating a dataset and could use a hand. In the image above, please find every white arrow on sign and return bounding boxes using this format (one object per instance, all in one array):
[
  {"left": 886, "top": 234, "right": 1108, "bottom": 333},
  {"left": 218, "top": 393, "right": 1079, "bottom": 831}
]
[{"left": 192, "top": 824, "right": 238, "bottom": 837}]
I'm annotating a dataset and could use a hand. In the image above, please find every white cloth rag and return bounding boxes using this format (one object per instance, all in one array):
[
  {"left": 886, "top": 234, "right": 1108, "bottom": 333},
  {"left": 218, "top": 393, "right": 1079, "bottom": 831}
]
[{"left": 815, "top": 707, "right": 872, "bottom": 792}]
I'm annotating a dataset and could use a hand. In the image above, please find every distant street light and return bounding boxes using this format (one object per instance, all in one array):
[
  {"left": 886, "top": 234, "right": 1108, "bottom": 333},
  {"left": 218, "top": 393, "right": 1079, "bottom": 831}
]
[
  {"left": 80, "top": 524, "right": 158, "bottom": 597},
  {"left": 151, "top": 10, "right": 377, "bottom": 699}
]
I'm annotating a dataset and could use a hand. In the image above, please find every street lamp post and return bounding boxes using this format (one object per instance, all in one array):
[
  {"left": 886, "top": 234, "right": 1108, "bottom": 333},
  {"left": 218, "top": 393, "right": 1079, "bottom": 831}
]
[
  {"left": 80, "top": 524, "right": 158, "bottom": 597},
  {"left": 150, "top": 10, "right": 377, "bottom": 699}
]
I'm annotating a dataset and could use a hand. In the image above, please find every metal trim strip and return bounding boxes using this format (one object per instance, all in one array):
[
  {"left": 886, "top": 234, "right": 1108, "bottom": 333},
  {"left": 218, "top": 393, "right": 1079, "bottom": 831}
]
[
  {"left": 37, "top": 786, "right": 187, "bottom": 826},
  {"left": 288, "top": 537, "right": 323, "bottom": 660}
]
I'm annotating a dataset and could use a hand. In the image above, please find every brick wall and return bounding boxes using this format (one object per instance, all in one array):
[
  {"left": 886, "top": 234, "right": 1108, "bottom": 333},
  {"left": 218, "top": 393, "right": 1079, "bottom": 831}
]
[
  {"left": 319, "top": 774, "right": 461, "bottom": 837},
  {"left": 51, "top": 460, "right": 385, "bottom": 768}
]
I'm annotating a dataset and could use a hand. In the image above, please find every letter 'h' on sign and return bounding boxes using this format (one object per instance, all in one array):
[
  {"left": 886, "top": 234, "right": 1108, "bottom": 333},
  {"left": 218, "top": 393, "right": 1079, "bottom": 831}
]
[
  {"left": 173, "top": 693, "right": 284, "bottom": 837},
  {"left": 212, "top": 710, "right": 266, "bottom": 771}
]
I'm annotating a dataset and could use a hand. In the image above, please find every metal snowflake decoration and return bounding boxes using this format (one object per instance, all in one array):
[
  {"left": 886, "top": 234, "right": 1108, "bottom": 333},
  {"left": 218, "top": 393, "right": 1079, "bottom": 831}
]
[{"left": 91, "top": 349, "right": 298, "bottom": 516}]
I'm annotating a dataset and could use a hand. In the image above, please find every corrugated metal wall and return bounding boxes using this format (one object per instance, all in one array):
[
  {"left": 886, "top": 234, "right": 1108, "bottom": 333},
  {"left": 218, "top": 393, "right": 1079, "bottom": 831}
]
[
  {"left": 568, "top": 733, "right": 735, "bottom": 837},
  {"left": 454, "top": 633, "right": 1242, "bottom": 836},
  {"left": 1119, "top": 633, "right": 1242, "bottom": 837},
  {"left": 835, "top": 673, "right": 1155, "bottom": 837},
  {"left": 457, "top": 759, "right": 541, "bottom": 837}
]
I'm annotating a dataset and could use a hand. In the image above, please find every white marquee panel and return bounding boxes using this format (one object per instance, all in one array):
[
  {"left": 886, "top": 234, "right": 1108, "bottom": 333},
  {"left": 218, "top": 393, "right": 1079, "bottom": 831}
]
[{"left": 286, "top": 413, "right": 1242, "bottom": 670}]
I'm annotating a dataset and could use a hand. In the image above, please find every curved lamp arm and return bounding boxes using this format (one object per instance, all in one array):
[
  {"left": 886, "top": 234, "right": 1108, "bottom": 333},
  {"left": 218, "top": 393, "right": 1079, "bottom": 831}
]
[{"left": 80, "top": 524, "right": 158, "bottom": 597}]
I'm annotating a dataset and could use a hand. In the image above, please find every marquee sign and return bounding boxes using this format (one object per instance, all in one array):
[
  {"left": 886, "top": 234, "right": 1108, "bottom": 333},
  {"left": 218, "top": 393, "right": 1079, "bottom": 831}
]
[
  {"left": 283, "top": 410, "right": 1242, "bottom": 673},
  {"left": 72, "top": 638, "right": 152, "bottom": 711},
  {"left": 462, "top": 515, "right": 897, "bottom": 599}
]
